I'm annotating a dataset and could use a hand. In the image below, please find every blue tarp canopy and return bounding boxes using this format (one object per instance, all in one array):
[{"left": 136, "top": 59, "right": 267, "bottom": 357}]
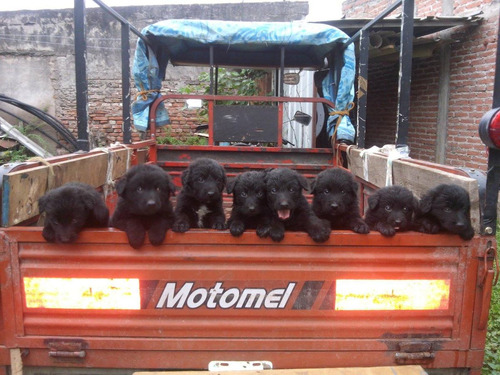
[{"left": 132, "top": 19, "right": 356, "bottom": 142}]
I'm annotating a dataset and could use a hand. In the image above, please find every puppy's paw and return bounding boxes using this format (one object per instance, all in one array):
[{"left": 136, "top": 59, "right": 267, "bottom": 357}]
[
  {"left": 212, "top": 219, "right": 227, "bottom": 230},
  {"left": 172, "top": 219, "right": 190, "bottom": 233},
  {"left": 269, "top": 227, "right": 285, "bottom": 242},
  {"left": 309, "top": 221, "right": 331, "bottom": 243},
  {"left": 460, "top": 227, "right": 475, "bottom": 240},
  {"left": 256, "top": 224, "right": 271, "bottom": 238},
  {"left": 42, "top": 226, "right": 56, "bottom": 243},
  {"left": 148, "top": 229, "right": 167, "bottom": 246},
  {"left": 420, "top": 219, "right": 440, "bottom": 234},
  {"left": 229, "top": 221, "right": 245, "bottom": 237},
  {"left": 352, "top": 219, "right": 370, "bottom": 234},
  {"left": 377, "top": 224, "right": 396, "bottom": 237},
  {"left": 127, "top": 231, "right": 146, "bottom": 249}
]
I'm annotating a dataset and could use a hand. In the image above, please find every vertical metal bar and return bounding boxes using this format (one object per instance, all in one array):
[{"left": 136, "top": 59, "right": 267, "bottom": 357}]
[
  {"left": 481, "top": 8, "right": 500, "bottom": 235},
  {"left": 277, "top": 102, "right": 283, "bottom": 146},
  {"left": 215, "top": 67, "right": 219, "bottom": 95},
  {"left": 280, "top": 47, "right": 285, "bottom": 97},
  {"left": 208, "top": 101, "right": 214, "bottom": 146},
  {"left": 74, "top": 0, "right": 90, "bottom": 151},
  {"left": 209, "top": 46, "right": 214, "bottom": 95},
  {"left": 356, "top": 30, "right": 369, "bottom": 148},
  {"left": 121, "top": 23, "right": 131, "bottom": 144},
  {"left": 395, "top": 0, "right": 414, "bottom": 145}
]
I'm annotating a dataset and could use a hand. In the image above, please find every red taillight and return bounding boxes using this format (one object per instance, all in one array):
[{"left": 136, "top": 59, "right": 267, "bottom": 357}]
[{"left": 479, "top": 107, "right": 500, "bottom": 148}]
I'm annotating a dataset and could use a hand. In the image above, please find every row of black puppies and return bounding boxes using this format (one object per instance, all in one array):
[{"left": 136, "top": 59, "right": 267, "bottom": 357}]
[{"left": 38, "top": 157, "right": 474, "bottom": 248}]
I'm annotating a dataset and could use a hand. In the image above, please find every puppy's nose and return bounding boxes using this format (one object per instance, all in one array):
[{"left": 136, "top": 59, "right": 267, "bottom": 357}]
[
  {"left": 330, "top": 203, "right": 339, "bottom": 209},
  {"left": 207, "top": 191, "right": 215, "bottom": 197},
  {"left": 146, "top": 199, "right": 157, "bottom": 207},
  {"left": 455, "top": 222, "right": 465, "bottom": 229},
  {"left": 279, "top": 202, "right": 289, "bottom": 209},
  {"left": 394, "top": 219, "right": 402, "bottom": 225},
  {"left": 248, "top": 205, "right": 256, "bottom": 212}
]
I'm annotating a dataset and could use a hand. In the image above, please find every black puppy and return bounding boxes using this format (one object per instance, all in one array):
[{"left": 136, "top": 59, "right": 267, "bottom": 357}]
[
  {"left": 364, "top": 185, "right": 417, "bottom": 237},
  {"left": 110, "top": 164, "right": 176, "bottom": 249},
  {"left": 38, "top": 182, "right": 109, "bottom": 243},
  {"left": 415, "top": 184, "right": 474, "bottom": 240},
  {"left": 227, "top": 171, "right": 272, "bottom": 237},
  {"left": 265, "top": 168, "right": 330, "bottom": 243},
  {"left": 311, "top": 168, "right": 369, "bottom": 234},
  {"left": 172, "top": 158, "right": 227, "bottom": 232}
]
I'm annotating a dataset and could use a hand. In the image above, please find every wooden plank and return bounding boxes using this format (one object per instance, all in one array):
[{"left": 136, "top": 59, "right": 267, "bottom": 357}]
[
  {"left": 2, "top": 148, "right": 130, "bottom": 227},
  {"left": 346, "top": 147, "right": 481, "bottom": 232},
  {"left": 133, "top": 365, "right": 427, "bottom": 375}
]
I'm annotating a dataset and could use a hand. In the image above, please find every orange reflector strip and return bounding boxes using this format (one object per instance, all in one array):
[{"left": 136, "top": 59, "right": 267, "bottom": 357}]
[
  {"left": 335, "top": 279, "right": 450, "bottom": 310},
  {"left": 23, "top": 277, "right": 141, "bottom": 310}
]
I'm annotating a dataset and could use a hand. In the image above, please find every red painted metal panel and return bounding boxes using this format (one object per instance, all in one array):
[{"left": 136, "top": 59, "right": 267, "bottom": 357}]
[{"left": 0, "top": 227, "right": 492, "bottom": 372}]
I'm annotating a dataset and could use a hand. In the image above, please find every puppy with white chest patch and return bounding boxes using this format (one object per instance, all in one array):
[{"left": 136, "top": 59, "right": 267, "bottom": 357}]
[
  {"left": 227, "top": 170, "right": 272, "bottom": 237},
  {"left": 172, "top": 158, "right": 227, "bottom": 232}
]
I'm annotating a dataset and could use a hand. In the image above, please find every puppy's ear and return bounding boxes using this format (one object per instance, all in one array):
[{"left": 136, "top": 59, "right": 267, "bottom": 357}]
[
  {"left": 220, "top": 165, "right": 227, "bottom": 187},
  {"left": 351, "top": 179, "right": 359, "bottom": 194},
  {"left": 419, "top": 194, "right": 433, "bottom": 214},
  {"left": 38, "top": 194, "right": 48, "bottom": 213},
  {"left": 168, "top": 179, "right": 177, "bottom": 197},
  {"left": 310, "top": 178, "right": 317, "bottom": 194},
  {"left": 226, "top": 176, "right": 238, "bottom": 194},
  {"left": 296, "top": 173, "right": 309, "bottom": 191},
  {"left": 115, "top": 176, "right": 127, "bottom": 196},
  {"left": 181, "top": 168, "right": 190, "bottom": 187},
  {"left": 368, "top": 193, "right": 379, "bottom": 210}
]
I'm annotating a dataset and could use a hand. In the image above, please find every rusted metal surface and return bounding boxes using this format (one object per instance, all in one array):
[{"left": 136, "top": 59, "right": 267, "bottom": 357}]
[{"left": 0, "top": 225, "right": 493, "bottom": 372}]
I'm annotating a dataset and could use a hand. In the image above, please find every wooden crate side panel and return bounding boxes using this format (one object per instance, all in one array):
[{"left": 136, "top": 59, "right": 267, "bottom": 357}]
[{"left": 2, "top": 149, "right": 130, "bottom": 227}]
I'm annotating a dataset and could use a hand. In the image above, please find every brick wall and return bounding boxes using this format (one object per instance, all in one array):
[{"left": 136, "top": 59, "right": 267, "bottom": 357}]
[{"left": 344, "top": 0, "right": 498, "bottom": 171}]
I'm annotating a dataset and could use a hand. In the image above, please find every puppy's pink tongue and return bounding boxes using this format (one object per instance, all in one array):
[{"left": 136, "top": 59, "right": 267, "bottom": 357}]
[{"left": 278, "top": 209, "right": 290, "bottom": 220}]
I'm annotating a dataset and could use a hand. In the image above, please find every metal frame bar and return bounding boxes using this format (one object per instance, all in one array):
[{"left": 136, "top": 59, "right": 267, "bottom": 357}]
[
  {"left": 395, "top": 0, "right": 415, "bottom": 146},
  {"left": 74, "top": 0, "right": 90, "bottom": 151},
  {"left": 356, "top": 30, "right": 369, "bottom": 148},
  {"left": 481, "top": 8, "right": 500, "bottom": 235}
]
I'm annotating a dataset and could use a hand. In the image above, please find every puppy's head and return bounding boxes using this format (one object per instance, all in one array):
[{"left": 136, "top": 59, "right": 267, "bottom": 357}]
[
  {"left": 38, "top": 185, "right": 95, "bottom": 243},
  {"left": 311, "top": 168, "right": 359, "bottom": 217},
  {"left": 419, "top": 184, "right": 472, "bottom": 235},
  {"left": 265, "top": 168, "right": 308, "bottom": 221},
  {"left": 116, "top": 164, "right": 176, "bottom": 215},
  {"left": 227, "top": 171, "right": 267, "bottom": 217},
  {"left": 368, "top": 185, "right": 416, "bottom": 231},
  {"left": 181, "top": 158, "right": 226, "bottom": 204}
]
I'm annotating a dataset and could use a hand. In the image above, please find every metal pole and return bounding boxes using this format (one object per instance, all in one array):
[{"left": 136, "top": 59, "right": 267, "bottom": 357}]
[
  {"left": 121, "top": 23, "right": 131, "bottom": 144},
  {"left": 343, "top": 0, "right": 402, "bottom": 48},
  {"left": 395, "top": 0, "right": 414, "bottom": 145},
  {"left": 356, "top": 29, "right": 369, "bottom": 148},
  {"left": 280, "top": 47, "right": 285, "bottom": 97},
  {"left": 74, "top": 0, "right": 90, "bottom": 151}
]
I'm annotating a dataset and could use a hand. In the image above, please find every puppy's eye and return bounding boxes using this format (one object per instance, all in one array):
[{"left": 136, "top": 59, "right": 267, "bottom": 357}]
[
  {"left": 323, "top": 189, "right": 329, "bottom": 195},
  {"left": 156, "top": 187, "right": 161, "bottom": 192},
  {"left": 403, "top": 206, "right": 409, "bottom": 212},
  {"left": 197, "top": 177, "right": 204, "bottom": 183},
  {"left": 241, "top": 191, "right": 247, "bottom": 197},
  {"left": 137, "top": 186, "right": 142, "bottom": 192},
  {"left": 443, "top": 207, "right": 452, "bottom": 213},
  {"left": 289, "top": 187, "right": 295, "bottom": 192},
  {"left": 257, "top": 191, "right": 263, "bottom": 198},
  {"left": 271, "top": 187, "right": 277, "bottom": 194},
  {"left": 341, "top": 190, "right": 346, "bottom": 195},
  {"left": 385, "top": 205, "right": 392, "bottom": 212}
]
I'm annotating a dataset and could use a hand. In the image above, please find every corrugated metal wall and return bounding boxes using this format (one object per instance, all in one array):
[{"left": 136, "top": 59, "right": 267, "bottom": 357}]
[{"left": 283, "top": 69, "right": 315, "bottom": 148}]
